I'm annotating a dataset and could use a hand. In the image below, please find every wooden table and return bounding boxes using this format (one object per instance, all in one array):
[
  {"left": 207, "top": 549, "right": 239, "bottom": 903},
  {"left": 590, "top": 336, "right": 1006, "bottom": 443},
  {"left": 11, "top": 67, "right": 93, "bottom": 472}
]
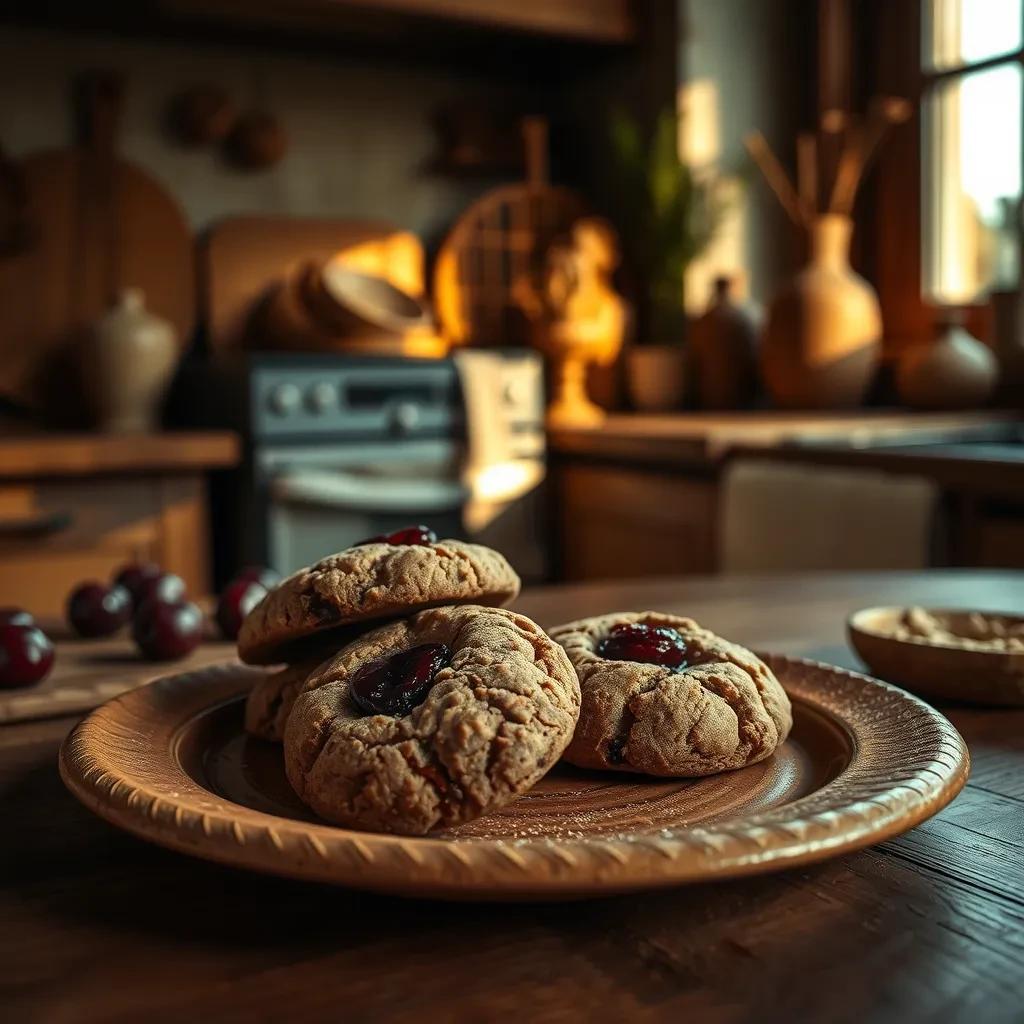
[{"left": 2, "top": 571, "right": 1022, "bottom": 1022}]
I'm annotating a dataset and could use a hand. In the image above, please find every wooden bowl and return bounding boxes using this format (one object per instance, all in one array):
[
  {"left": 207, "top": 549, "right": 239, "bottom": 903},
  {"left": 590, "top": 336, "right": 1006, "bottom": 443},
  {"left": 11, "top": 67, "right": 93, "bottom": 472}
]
[
  {"left": 59, "top": 656, "right": 967, "bottom": 900},
  {"left": 166, "top": 85, "right": 236, "bottom": 146},
  {"left": 848, "top": 606, "right": 1024, "bottom": 706},
  {"left": 226, "top": 110, "right": 288, "bottom": 170},
  {"left": 305, "top": 260, "right": 432, "bottom": 338},
  {"left": 254, "top": 269, "right": 335, "bottom": 352},
  {"left": 255, "top": 263, "right": 445, "bottom": 357}
]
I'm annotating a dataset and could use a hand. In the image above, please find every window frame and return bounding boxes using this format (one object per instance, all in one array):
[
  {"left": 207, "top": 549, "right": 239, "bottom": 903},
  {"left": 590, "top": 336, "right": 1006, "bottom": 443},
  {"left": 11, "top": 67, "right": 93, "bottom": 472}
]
[
  {"left": 869, "top": 1, "right": 1023, "bottom": 349},
  {"left": 920, "top": 2, "right": 1024, "bottom": 305}
]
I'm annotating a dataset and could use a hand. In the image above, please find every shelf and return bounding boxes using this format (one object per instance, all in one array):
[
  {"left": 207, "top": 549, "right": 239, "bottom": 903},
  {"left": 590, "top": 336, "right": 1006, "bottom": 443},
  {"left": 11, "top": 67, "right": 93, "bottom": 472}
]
[
  {"left": 0, "top": 431, "right": 240, "bottom": 479},
  {"left": 160, "top": 0, "right": 636, "bottom": 44}
]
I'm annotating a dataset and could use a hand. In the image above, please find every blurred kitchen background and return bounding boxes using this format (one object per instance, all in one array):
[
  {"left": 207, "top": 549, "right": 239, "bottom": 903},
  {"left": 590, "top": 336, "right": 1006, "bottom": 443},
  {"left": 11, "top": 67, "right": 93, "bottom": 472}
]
[{"left": 0, "top": 0, "right": 1022, "bottom": 614}]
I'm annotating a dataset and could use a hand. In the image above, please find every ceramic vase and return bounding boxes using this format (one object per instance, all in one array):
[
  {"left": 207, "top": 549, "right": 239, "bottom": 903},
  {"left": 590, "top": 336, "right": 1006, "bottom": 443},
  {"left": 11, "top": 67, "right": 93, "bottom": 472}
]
[
  {"left": 689, "top": 276, "right": 759, "bottom": 409},
  {"left": 84, "top": 289, "right": 179, "bottom": 433},
  {"left": 761, "top": 214, "right": 881, "bottom": 409},
  {"left": 896, "top": 312, "right": 998, "bottom": 410}
]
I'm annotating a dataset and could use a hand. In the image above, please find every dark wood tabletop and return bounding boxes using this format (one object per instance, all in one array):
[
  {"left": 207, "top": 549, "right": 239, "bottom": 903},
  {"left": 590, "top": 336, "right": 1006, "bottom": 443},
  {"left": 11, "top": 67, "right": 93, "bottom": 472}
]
[{"left": 3, "top": 570, "right": 1022, "bottom": 1023}]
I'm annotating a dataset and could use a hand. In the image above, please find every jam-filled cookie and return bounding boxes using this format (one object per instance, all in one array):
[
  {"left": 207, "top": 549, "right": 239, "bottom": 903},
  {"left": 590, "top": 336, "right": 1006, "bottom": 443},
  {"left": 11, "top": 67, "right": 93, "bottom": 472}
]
[
  {"left": 244, "top": 659, "right": 324, "bottom": 742},
  {"left": 237, "top": 527, "right": 521, "bottom": 665},
  {"left": 283, "top": 605, "right": 580, "bottom": 835},
  {"left": 550, "top": 611, "right": 792, "bottom": 777}
]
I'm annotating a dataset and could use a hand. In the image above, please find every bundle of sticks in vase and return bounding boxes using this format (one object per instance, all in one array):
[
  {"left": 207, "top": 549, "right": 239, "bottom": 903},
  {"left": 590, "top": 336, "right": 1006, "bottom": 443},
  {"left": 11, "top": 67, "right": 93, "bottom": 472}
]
[
  {"left": 740, "top": 96, "right": 912, "bottom": 410},
  {"left": 743, "top": 96, "right": 913, "bottom": 226}
]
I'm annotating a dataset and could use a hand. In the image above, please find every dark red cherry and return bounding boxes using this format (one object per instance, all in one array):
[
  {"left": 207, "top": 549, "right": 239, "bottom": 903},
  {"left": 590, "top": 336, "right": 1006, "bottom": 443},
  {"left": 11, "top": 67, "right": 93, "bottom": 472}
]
[
  {"left": 0, "top": 607, "right": 34, "bottom": 627},
  {"left": 113, "top": 562, "right": 163, "bottom": 606},
  {"left": 67, "top": 582, "right": 133, "bottom": 638},
  {"left": 216, "top": 579, "right": 268, "bottom": 640},
  {"left": 597, "top": 622, "right": 689, "bottom": 669},
  {"left": 233, "top": 565, "right": 281, "bottom": 589},
  {"left": 0, "top": 624, "right": 55, "bottom": 688},
  {"left": 132, "top": 599, "right": 203, "bottom": 661},
  {"left": 385, "top": 525, "right": 437, "bottom": 546},
  {"left": 133, "top": 572, "right": 187, "bottom": 607},
  {"left": 350, "top": 643, "right": 451, "bottom": 717},
  {"left": 355, "top": 525, "right": 437, "bottom": 547}
]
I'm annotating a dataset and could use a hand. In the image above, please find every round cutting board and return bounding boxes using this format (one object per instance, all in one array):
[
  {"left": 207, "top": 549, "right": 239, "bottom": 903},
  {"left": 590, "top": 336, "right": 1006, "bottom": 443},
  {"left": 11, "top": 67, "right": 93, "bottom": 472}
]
[
  {"left": 0, "top": 73, "right": 194, "bottom": 422},
  {"left": 433, "top": 118, "right": 585, "bottom": 348},
  {"left": 59, "top": 655, "right": 968, "bottom": 900}
]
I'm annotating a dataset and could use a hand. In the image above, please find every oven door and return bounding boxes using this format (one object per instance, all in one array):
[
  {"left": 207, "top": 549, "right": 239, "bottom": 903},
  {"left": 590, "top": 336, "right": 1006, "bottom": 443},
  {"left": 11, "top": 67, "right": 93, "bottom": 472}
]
[{"left": 266, "top": 451, "right": 468, "bottom": 575}]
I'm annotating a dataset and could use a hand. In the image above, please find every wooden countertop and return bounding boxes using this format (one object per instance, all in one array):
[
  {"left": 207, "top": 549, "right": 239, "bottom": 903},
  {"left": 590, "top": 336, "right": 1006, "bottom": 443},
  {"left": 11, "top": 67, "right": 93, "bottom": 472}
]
[
  {"left": 549, "top": 410, "right": 1020, "bottom": 464},
  {"left": 2, "top": 570, "right": 1022, "bottom": 1021},
  {"left": 0, "top": 431, "right": 240, "bottom": 479}
]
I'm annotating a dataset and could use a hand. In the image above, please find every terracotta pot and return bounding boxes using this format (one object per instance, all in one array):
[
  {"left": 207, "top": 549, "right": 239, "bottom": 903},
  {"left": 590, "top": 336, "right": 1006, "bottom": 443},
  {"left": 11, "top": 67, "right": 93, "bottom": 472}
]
[
  {"left": 689, "top": 276, "right": 759, "bottom": 409},
  {"left": 626, "top": 345, "right": 687, "bottom": 412},
  {"left": 762, "top": 214, "right": 881, "bottom": 409},
  {"left": 896, "top": 313, "right": 998, "bottom": 410},
  {"left": 83, "top": 289, "right": 179, "bottom": 433}
]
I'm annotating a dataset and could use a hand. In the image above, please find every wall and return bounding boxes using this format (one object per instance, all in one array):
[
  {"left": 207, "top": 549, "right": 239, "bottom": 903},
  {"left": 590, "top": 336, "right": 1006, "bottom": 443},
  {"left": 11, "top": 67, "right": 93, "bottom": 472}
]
[
  {"left": 0, "top": 25, "right": 513, "bottom": 247},
  {"left": 678, "top": 0, "right": 804, "bottom": 312}
]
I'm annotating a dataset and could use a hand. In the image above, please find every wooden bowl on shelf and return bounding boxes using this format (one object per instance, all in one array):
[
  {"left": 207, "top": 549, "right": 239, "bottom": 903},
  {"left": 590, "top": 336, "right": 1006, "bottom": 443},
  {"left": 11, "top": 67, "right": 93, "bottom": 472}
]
[
  {"left": 254, "top": 259, "right": 444, "bottom": 357},
  {"left": 302, "top": 259, "right": 432, "bottom": 340},
  {"left": 848, "top": 606, "right": 1024, "bottom": 706}
]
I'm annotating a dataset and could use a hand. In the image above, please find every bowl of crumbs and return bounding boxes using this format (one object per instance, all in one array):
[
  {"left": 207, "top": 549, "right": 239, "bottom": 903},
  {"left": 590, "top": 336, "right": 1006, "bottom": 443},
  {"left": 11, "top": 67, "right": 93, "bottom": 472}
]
[{"left": 848, "top": 606, "right": 1024, "bottom": 706}]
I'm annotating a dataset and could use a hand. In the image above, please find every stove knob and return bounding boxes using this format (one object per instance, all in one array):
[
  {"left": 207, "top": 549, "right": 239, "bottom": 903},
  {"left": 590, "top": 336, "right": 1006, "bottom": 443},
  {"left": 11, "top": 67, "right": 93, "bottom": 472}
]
[
  {"left": 268, "top": 383, "right": 301, "bottom": 416},
  {"left": 306, "top": 382, "right": 336, "bottom": 414},
  {"left": 391, "top": 402, "right": 420, "bottom": 434}
]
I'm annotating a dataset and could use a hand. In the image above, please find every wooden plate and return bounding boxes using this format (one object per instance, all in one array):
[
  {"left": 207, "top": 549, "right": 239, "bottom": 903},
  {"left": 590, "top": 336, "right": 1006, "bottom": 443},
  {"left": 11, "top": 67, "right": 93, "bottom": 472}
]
[
  {"left": 59, "top": 656, "right": 968, "bottom": 900},
  {"left": 849, "top": 606, "right": 1024, "bottom": 706}
]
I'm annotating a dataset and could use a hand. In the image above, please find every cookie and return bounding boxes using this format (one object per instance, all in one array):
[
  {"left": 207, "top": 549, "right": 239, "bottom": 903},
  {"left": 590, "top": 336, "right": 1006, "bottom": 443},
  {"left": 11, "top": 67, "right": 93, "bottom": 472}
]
[
  {"left": 283, "top": 605, "right": 581, "bottom": 835},
  {"left": 550, "top": 611, "right": 792, "bottom": 777},
  {"left": 244, "top": 660, "right": 323, "bottom": 742},
  {"left": 237, "top": 538, "right": 521, "bottom": 665}
]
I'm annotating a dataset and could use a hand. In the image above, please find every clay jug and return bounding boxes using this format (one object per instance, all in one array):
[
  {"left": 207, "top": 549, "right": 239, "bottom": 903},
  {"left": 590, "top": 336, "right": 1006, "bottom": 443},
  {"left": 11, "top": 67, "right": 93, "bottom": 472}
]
[
  {"left": 761, "top": 214, "right": 881, "bottom": 408},
  {"left": 689, "top": 276, "right": 759, "bottom": 409},
  {"left": 896, "top": 311, "right": 998, "bottom": 410},
  {"left": 83, "top": 289, "right": 179, "bottom": 432}
]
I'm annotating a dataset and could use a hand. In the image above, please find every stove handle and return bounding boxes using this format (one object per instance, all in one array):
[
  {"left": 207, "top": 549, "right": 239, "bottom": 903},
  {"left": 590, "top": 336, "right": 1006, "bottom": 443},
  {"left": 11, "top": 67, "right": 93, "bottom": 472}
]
[{"left": 270, "top": 470, "right": 468, "bottom": 514}]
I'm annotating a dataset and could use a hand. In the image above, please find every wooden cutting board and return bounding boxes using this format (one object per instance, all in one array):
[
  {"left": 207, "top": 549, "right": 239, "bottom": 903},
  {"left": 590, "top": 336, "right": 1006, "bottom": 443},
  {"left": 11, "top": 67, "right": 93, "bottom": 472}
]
[{"left": 0, "top": 72, "right": 194, "bottom": 425}]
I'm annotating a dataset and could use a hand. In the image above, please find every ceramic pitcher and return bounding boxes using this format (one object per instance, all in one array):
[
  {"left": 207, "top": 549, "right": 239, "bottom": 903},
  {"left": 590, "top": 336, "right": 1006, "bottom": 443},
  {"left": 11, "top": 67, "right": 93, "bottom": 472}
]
[
  {"left": 896, "top": 311, "right": 998, "bottom": 410},
  {"left": 83, "top": 289, "right": 179, "bottom": 433},
  {"left": 761, "top": 214, "right": 881, "bottom": 409}
]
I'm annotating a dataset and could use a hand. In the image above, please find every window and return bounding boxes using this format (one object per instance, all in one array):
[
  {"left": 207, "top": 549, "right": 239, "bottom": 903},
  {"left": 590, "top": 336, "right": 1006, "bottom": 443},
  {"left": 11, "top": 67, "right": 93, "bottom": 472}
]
[{"left": 923, "top": 0, "right": 1023, "bottom": 304}]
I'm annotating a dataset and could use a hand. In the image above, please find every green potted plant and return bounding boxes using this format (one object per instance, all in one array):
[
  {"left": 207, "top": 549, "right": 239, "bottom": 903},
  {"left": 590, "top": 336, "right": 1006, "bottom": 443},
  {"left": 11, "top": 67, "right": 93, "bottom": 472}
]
[{"left": 610, "top": 106, "right": 732, "bottom": 411}]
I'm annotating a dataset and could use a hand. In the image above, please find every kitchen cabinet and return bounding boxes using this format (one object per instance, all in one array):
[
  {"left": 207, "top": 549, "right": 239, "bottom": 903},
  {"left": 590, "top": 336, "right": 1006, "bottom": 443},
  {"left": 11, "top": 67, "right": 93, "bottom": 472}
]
[
  {"left": 550, "top": 412, "right": 1024, "bottom": 582},
  {"left": 556, "top": 463, "right": 717, "bottom": 581},
  {"left": 0, "top": 433, "right": 238, "bottom": 615}
]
